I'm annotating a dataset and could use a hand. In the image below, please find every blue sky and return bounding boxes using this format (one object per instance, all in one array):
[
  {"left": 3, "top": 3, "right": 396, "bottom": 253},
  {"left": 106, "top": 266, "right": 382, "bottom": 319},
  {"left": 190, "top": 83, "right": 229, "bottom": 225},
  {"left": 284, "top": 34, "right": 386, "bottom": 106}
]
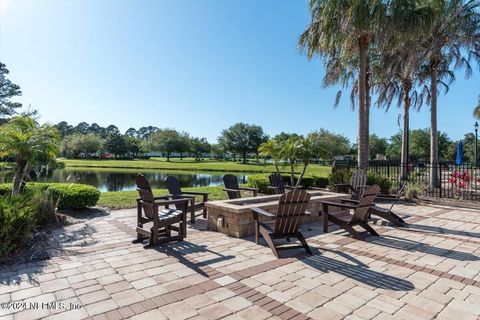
[{"left": 1, "top": 0, "right": 479, "bottom": 143}]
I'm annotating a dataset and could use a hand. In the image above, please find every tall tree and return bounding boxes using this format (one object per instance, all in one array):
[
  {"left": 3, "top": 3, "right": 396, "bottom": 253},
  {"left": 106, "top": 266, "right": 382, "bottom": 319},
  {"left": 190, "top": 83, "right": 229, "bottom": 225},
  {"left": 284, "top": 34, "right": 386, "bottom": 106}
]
[
  {"left": 0, "top": 116, "right": 59, "bottom": 195},
  {"left": 299, "top": 0, "right": 387, "bottom": 169},
  {"left": 88, "top": 123, "right": 105, "bottom": 136},
  {"left": 149, "top": 129, "right": 186, "bottom": 161},
  {"left": 0, "top": 62, "right": 22, "bottom": 124},
  {"left": 422, "top": 0, "right": 480, "bottom": 185},
  {"left": 125, "top": 127, "right": 138, "bottom": 137},
  {"left": 307, "top": 129, "right": 350, "bottom": 161},
  {"left": 218, "top": 123, "right": 268, "bottom": 163},
  {"left": 55, "top": 121, "right": 74, "bottom": 138},
  {"left": 124, "top": 136, "right": 142, "bottom": 158},
  {"left": 137, "top": 126, "right": 158, "bottom": 140},
  {"left": 105, "top": 133, "right": 126, "bottom": 158},
  {"left": 375, "top": 0, "right": 434, "bottom": 179},
  {"left": 62, "top": 134, "right": 104, "bottom": 158},
  {"left": 105, "top": 125, "right": 120, "bottom": 137},
  {"left": 368, "top": 134, "right": 388, "bottom": 160},
  {"left": 190, "top": 137, "right": 211, "bottom": 161},
  {"left": 386, "top": 128, "right": 452, "bottom": 161},
  {"left": 75, "top": 122, "right": 90, "bottom": 134}
]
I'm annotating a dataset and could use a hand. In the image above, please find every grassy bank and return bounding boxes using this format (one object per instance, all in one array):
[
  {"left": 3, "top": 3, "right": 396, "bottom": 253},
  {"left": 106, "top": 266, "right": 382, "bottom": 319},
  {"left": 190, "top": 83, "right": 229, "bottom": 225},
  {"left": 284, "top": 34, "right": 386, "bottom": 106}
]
[
  {"left": 59, "top": 158, "right": 332, "bottom": 176},
  {"left": 98, "top": 186, "right": 227, "bottom": 209}
]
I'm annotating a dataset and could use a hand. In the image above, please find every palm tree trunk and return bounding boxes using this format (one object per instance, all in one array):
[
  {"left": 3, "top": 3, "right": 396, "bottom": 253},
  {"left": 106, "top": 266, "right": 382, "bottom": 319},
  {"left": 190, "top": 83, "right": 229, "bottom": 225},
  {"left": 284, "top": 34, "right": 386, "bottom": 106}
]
[
  {"left": 274, "top": 160, "right": 280, "bottom": 174},
  {"left": 12, "top": 160, "right": 28, "bottom": 196},
  {"left": 430, "top": 64, "right": 440, "bottom": 188},
  {"left": 366, "top": 61, "right": 371, "bottom": 161},
  {"left": 357, "top": 36, "right": 369, "bottom": 169},
  {"left": 401, "top": 82, "right": 411, "bottom": 180},
  {"left": 296, "top": 163, "right": 308, "bottom": 187},
  {"left": 290, "top": 159, "right": 295, "bottom": 186},
  {"left": 0, "top": 161, "right": 7, "bottom": 184}
]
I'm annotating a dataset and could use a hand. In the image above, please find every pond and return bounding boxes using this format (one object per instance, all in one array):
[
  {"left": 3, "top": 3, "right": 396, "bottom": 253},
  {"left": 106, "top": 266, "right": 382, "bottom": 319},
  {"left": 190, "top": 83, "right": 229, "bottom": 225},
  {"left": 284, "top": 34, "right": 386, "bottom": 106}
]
[{"left": 6, "top": 168, "right": 251, "bottom": 192}]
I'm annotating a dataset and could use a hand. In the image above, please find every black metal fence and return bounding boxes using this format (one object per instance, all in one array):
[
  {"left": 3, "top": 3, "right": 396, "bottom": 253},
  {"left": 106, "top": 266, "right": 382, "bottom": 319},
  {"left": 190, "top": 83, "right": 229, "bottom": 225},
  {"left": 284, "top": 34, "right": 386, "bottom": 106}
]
[{"left": 334, "top": 160, "right": 480, "bottom": 201}]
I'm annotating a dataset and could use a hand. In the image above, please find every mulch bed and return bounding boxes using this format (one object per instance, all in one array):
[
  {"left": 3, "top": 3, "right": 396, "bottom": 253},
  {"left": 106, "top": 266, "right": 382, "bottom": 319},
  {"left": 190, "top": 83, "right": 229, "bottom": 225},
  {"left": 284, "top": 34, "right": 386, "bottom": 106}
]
[
  {"left": 418, "top": 196, "right": 480, "bottom": 210},
  {"left": 0, "top": 227, "right": 57, "bottom": 269}
]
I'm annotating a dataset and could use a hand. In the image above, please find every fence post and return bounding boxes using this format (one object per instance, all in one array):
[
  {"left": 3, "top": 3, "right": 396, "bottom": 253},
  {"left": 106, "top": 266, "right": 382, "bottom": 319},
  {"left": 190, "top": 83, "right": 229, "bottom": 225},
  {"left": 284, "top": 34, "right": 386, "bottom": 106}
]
[{"left": 438, "top": 163, "right": 441, "bottom": 198}]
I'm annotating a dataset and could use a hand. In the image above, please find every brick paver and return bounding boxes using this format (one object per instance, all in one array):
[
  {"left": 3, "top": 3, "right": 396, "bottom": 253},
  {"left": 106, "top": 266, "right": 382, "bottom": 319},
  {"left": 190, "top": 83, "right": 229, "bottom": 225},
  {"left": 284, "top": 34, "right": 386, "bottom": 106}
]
[{"left": 1, "top": 202, "right": 480, "bottom": 319}]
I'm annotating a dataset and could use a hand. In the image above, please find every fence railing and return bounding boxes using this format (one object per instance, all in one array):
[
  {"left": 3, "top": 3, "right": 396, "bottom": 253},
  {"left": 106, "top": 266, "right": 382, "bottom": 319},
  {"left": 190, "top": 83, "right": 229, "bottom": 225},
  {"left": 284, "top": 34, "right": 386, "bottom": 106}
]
[{"left": 334, "top": 160, "right": 480, "bottom": 201}]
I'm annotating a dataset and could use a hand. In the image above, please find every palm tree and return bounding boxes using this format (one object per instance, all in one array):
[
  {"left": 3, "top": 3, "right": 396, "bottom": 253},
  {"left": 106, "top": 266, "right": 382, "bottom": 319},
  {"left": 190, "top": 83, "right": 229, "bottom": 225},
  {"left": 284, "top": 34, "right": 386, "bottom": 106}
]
[
  {"left": 258, "top": 139, "right": 282, "bottom": 173},
  {"left": 374, "top": 0, "right": 436, "bottom": 179},
  {"left": 277, "top": 137, "right": 314, "bottom": 187},
  {"left": 299, "top": 0, "right": 387, "bottom": 169},
  {"left": 0, "top": 116, "right": 60, "bottom": 195},
  {"left": 422, "top": 0, "right": 480, "bottom": 186},
  {"left": 474, "top": 96, "right": 480, "bottom": 119}
]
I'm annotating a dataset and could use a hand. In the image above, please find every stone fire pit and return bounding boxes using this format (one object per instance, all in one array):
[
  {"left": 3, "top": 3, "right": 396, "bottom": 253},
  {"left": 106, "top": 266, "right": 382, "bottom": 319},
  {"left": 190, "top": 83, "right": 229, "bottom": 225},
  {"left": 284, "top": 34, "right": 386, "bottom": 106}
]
[{"left": 205, "top": 190, "right": 346, "bottom": 238}]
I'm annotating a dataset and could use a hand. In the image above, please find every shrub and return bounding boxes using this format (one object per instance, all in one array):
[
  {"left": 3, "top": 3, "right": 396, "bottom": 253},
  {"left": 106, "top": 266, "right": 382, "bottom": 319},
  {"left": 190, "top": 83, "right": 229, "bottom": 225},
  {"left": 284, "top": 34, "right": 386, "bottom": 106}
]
[
  {"left": 0, "top": 195, "right": 37, "bottom": 257},
  {"left": 0, "top": 183, "right": 100, "bottom": 210},
  {"left": 248, "top": 174, "right": 330, "bottom": 193},
  {"left": 312, "top": 176, "right": 329, "bottom": 188},
  {"left": 247, "top": 174, "right": 270, "bottom": 193},
  {"left": 30, "top": 188, "right": 59, "bottom": 224},
  {"left": 366, "top": 173, "right": 393, "bottom": 195},
  {"left": 328, "top": 168, "right": 353, "bottom": 189},
  {"left": 405, "top": 182, "right": 422, "bottom": 200},
  {"left": 47, "top": 184, "right": 100, "bottom": 210}
]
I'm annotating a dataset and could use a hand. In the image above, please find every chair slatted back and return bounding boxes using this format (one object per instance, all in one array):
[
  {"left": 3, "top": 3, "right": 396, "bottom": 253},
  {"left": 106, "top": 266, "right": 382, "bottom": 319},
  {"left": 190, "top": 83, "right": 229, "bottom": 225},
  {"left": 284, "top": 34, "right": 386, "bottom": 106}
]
[
  {"left": 269, "top": 173, "right": 286, "bottom": 194},
  {"left": 223, "top": 174, "right": 241, "bottom": 199},
  {"left": 136, "top": 174, "right": 156, "bottom": 219},
  {"left": 350, "top": 169, "right": 367, "bottom": 192},
  {"left": 351, "top": 184, "right": 380, "bottom": 223},
  {"left": 273, "top": 190, "right": 311, "bottom": 235},
  {"left": 166, "top": 176, "right": 182, "bottom": 195}
]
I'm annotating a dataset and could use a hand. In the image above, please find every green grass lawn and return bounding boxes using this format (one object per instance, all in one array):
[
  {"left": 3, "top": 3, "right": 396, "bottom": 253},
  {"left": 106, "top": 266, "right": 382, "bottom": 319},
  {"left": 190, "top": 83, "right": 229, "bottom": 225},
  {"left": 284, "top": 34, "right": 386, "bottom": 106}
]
[
  {"left": 60, "top": 158, "right": 332, "bottom": 176},
  {"left": 98, "top": 185, "right": 227, "bottom": 209},
  {"left": 64, "top": 158, "right": 333, "bottom": 210}
]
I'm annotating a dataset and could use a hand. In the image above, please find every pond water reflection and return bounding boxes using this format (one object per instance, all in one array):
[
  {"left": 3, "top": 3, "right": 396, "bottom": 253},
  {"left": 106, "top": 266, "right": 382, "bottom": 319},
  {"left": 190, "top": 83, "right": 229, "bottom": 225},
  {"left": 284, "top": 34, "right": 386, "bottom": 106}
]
[{"left": 18, "top": 168, "right": 251, "bottom": 192}]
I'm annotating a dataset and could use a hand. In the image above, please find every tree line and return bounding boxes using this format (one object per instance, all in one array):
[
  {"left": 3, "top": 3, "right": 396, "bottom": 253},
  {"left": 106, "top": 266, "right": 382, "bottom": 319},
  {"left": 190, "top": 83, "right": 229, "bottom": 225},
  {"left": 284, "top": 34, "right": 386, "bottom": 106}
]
[{"left": 54, "top": 120, "right": 470, "bottom": 163}]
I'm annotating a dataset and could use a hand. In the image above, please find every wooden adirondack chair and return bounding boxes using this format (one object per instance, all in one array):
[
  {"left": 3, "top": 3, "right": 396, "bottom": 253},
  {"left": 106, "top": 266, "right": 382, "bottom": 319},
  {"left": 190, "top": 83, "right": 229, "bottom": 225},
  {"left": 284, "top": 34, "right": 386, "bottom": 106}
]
[
  {"left": 268, "top": 173, "right": 299, "bottom": 194},
  {"left": 335, "top": 169, "right": 367, "bottom": 200},
  {"left": 134, "top": 174, "right": 189, "bottom": 246},
  {"left": 222, "top": 174, "right": 258, "bottom": 199},
  {"left": 165, "top": 176, "right": 209, "bottom": 223},
  {"left": 321, "top": 184, "right": 380, "bottom": 240},
  {"left": 251, "top": 190, "right": 312, "bottom": 258}
]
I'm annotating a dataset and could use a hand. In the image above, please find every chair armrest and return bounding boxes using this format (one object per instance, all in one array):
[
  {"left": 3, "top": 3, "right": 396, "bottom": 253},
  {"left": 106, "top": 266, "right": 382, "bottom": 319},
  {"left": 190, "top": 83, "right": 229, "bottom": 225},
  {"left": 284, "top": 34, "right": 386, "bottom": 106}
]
[
  {"left": 251, "top": 207, "right": 276, "bottom": 220},
  {"left": 172, "top": 194, "right": 196, "bottom": 199},
  {"left": 284, "top": 185, "right": 302, "bottom": 190},
  {"left": 320, "top": 201, "right": 358, "bottom": 210},
  {"left": 223, "top": 188, "right": 241, "bottom": 193},
  {"left": 139, "top": 198, "right": 190, "bottom": 207},
  {"left": 153, "top": 195, "right": 171, "bottom": 200},
  {"left": 238, "top": 187, "right": 258, "bottom": 192},
  {"left": 181, "top": 191, "right": 209, "bottom": 196},
  {"left": 267, "top": 186, "right": 279, "bottom": 190},
  {"left": 341, "top": 199, "right": 359, "bottom": 204},
  {"left": 335, "top": 183, "right": 350, "bottom": 187}
]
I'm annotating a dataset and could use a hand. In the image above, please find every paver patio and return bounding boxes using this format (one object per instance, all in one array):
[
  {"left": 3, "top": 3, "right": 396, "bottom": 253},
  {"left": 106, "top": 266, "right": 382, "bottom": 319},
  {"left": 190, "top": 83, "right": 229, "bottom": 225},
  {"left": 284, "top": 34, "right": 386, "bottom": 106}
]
[{"left": 1, "top": 202, "right": 480, "bottom": 320}]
